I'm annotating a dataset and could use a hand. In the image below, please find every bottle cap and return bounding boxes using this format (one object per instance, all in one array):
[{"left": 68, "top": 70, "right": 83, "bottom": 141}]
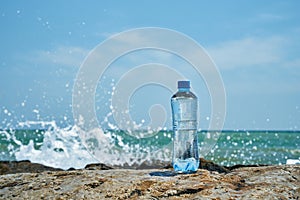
[{"left": 178, "top": 80, "right": 190, "bottom": 89}]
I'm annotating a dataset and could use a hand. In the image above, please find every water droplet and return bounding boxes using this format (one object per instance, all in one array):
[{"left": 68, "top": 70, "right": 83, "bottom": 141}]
[
  {"left": 33, "top": 109, "right": 39, "bottom": 114},
  {"left": 205, "top": 132, "right": 211, "bottom": 139}
]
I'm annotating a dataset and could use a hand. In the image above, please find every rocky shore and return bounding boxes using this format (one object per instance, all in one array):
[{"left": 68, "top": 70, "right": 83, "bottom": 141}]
[{"left": 0, "top": 159, "right": 299, "bottom": 199}]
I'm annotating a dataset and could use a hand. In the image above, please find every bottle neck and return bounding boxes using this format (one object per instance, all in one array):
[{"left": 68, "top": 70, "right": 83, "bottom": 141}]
[{"left": 178, "top": 88, "right": 190, "bottom": 92}]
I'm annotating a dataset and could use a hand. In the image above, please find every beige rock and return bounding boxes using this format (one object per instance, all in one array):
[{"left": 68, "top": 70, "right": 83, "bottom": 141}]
[{"left": 0, "top": 165, "right": 299, "bottom": 199}]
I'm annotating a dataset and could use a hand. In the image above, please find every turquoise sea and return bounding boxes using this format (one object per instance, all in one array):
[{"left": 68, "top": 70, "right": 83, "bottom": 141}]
[{"left": 1, "top": 126, "right": 299, "bottom": 170}]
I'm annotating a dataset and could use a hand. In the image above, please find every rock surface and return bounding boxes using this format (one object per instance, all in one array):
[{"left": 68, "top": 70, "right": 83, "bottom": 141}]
[
  {"left": 0, "top": 161, "right": 299, "bottom": 199},
  {"left": 0, "top": 160, "right": 63, "bottom": 175},
  {"left": 0, "top": 158, "right": 230, "bottom": 175}
]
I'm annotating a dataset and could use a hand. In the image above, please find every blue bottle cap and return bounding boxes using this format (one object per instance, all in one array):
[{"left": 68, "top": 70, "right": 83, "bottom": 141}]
[{"left": 178, "top": 81, "right": 190, "bottom": 89}]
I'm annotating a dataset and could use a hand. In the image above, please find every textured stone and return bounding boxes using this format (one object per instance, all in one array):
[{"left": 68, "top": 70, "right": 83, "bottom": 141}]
[
  {"left": 0, "top": 160, "right": 63, "bottom": 175},
  {"left": 0, "top": 163, "right": 299, "bottom": 199}
]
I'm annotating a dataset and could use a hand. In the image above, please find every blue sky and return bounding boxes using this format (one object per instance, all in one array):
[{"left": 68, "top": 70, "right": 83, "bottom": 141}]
[{"left": 0, "top": 1, "right": 300, "bottom": 130}]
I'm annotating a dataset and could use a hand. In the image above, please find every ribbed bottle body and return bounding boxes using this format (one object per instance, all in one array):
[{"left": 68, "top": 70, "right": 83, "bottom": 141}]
[{"left": 171, "top": 87, "right": 199, "bottom": 173}]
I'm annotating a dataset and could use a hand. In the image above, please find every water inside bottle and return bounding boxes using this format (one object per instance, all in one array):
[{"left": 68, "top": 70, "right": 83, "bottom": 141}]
[
  {"left": 173, "top": 157, "right": 199, "bottom": 173},
  {"left": 172, "top": 121, "right": 199, "bottom": 173},
  {"left": 171, "top": 81, "right": 199, "bottom": 173}
]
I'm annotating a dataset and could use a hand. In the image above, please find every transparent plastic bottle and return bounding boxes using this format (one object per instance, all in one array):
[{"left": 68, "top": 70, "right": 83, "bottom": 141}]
[{"left": 171, "top": 80, "right": 199, "bottom": 173}]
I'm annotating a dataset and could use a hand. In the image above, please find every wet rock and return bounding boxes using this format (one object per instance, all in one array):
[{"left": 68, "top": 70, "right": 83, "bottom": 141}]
[
  {"left": 84, "top": 163, "right": 113, "bottom": 170},
  {"left": 0, "top": 157, "right": 253, "bottom": 175},
  {"left": 199, "top": 157, "right": 231, "bottom": 173},
  {"left": 226, "top": 163, "right": 269, "bottom": 171},
  {"left": 0, "top": 160, "right": 63, "bottom": 175}
]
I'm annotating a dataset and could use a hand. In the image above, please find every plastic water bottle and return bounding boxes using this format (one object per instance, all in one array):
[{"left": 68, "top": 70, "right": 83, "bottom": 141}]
[{"left": 171, "top": 80, "right": 199, "bottom": 173}]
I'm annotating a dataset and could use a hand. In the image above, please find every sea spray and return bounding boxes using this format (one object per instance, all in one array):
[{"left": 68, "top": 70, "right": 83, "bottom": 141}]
[
  {"left": 1, "top": 120, "right": 173, "bottom": 169},
  {"left": 1, "top": 120, "right": 300, "bottom": 168},
  {"left": 15, "top": 121, "right": 98, "bottom": 170}
]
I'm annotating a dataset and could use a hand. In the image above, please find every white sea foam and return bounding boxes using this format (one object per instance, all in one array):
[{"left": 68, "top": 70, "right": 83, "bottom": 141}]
[
  {"left": 10, "top": 120, "right": 172, "bottom": 170},
  {"left": 286, "top": 159, "right": 300, "bottom": 165},
  {"left": 15, "top": 121, "right": 98, "bottom": 170}
]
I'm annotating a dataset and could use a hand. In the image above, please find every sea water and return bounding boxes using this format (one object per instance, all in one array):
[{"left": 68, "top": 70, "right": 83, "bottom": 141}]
[{"left": 0, "top": 121, "right": 300, "bottom": 169}]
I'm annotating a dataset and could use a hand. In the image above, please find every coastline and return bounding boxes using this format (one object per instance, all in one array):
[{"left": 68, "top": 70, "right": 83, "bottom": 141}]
[{"left": 0, "top": 159, "right": 299, "bottom": 199}]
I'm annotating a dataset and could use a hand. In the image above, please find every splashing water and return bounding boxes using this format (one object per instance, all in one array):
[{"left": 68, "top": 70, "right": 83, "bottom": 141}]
[
  {"left": 1, "top": 117, "right": 300, "bottom": 169},
  {"left": 0, "top": 120, "right": 173, "bottom": 170},
  {"left": 11, "top": 121, "right": 98, "bottom": 170}
]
